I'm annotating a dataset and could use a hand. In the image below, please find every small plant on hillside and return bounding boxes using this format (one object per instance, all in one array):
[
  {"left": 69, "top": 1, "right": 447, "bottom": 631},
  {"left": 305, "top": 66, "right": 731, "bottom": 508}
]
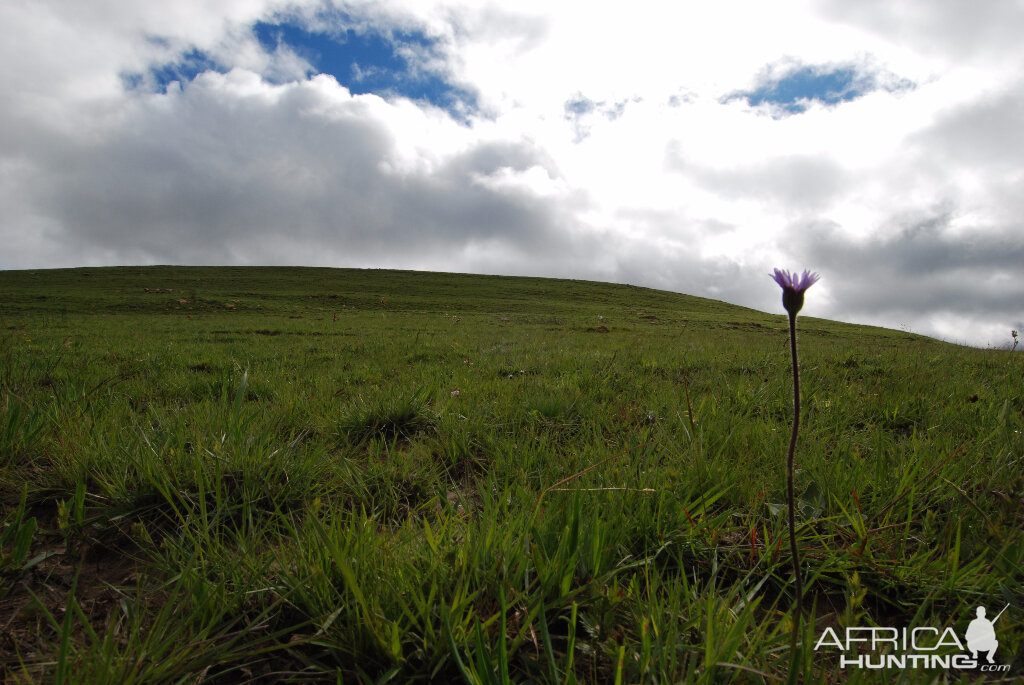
[
  {"left": 770, "top": 268, "right": 820, "bottom": 660},
  {"left": 1012, "top": 329, "right": 1019, "bottom": 352}
]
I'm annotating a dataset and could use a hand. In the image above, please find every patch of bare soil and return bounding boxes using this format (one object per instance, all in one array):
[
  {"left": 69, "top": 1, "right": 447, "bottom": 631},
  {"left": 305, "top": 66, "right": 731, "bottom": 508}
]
[{"left": 1, "top": 510, "right": 143, "bottom": 682}]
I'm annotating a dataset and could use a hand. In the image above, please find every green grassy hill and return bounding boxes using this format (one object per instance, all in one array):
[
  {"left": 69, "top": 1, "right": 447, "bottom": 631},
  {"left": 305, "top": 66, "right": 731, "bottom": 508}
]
[{"left": 1, "top": 266, "right": 1021, "bottom": 682}]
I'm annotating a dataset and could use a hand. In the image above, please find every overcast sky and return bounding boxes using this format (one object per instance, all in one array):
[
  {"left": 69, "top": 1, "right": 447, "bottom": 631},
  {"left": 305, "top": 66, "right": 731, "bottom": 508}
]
[{"left": 2, "top": 1, "right": 1022, "bottom": 347}]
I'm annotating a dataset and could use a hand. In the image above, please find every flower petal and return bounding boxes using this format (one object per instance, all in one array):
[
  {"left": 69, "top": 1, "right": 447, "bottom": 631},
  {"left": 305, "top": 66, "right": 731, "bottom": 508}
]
[{"left": 771, "top": 268, "right": 793, "bottom": 289}]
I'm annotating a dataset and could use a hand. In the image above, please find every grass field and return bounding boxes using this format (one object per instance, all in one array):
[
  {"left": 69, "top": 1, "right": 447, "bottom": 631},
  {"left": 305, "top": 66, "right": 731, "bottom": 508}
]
[{"left": 1, "top": 265, "right": 1022, "bottom": 683}]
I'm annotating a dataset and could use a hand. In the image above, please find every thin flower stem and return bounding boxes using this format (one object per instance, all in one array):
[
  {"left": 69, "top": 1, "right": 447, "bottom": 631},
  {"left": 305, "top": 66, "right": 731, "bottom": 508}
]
[{"left": 786, "top": 311, "right": 804, "bottom": 652}]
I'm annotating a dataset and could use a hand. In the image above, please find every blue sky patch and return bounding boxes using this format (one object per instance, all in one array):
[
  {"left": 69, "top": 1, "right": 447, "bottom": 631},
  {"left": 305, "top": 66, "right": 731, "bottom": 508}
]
[
  {"left": 253, "top": 20, "right": 476, "bottom": 118},
  {"left": 563, "top": 95, "right": 596, "bottom": 117},
  {"left": 124, "top": 19, "right": 476, "bottom": 119},
  {"left": 728, "top": 64, "right": 877, "bottom": 114},
  {"left": 563, "top": 93, "right": 637, "bottom": 142},
  {"left": 120, "top": 47, "right": 225, "bottom": 93},
  {"left": 142, "top": 48, "right": 226, "bottom": 92}
]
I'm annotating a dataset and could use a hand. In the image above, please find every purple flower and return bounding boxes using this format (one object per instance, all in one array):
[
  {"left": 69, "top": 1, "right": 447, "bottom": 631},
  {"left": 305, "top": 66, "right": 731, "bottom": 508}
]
[
  {"left": 771, "top": 268, "right": 820, "bottom": 292},
  {"left": 771, "top": 268, "right": 820, "bottom": 316}
]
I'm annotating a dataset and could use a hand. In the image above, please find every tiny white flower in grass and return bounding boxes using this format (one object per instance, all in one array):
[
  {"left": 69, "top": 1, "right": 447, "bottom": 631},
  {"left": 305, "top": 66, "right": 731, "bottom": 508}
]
[{"left": 450, "top": 389, "right": 460, "bottom": 397}]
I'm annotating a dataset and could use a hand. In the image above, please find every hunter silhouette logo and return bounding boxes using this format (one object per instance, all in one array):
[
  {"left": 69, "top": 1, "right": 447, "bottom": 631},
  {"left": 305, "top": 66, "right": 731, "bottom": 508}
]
[
  {"left": 965, "top": 605, "right": 1007, "bottom": 664},
  {"left": 814, "top": 604, "right": 1013, "bottom": 672}
]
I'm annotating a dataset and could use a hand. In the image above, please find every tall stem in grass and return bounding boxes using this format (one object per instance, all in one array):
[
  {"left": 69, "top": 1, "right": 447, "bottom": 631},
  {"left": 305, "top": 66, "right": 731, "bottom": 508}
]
[
  {"left": 785, "top": 310, "right": 803, "bottom": 649},
  {"left": 769, "top": 268, "right": 819, "bottom": 657}
]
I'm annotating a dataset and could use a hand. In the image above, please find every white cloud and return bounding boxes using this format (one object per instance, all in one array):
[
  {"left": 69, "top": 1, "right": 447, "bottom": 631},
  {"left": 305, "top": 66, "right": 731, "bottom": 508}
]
[{"left": 2, "top": 0, "right": 1023, "bottom": 346}]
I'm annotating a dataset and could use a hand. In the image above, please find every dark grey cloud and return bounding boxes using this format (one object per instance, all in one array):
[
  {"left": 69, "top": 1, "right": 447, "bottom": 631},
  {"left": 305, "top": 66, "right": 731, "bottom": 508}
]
[
  {"left": 440, "top": 140, "right": 558, "bottom": 178},
  {"left": 791, "top": 215, "right": 1024, "bottom": 341},
  {"left": 7, "top": 74, "right": 582, "bottom": 269},
  {"left": 911, "top": 83, "right": 1024, "bottom": 176}
]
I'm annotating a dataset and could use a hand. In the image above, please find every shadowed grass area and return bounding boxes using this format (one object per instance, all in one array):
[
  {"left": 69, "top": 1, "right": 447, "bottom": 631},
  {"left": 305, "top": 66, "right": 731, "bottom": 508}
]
[
  {"left": 338, "top": 388, "right": 437, "bottom": 445},
  {"left": 0, "top": 266, "right": 1021, "bottom": 682}
]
